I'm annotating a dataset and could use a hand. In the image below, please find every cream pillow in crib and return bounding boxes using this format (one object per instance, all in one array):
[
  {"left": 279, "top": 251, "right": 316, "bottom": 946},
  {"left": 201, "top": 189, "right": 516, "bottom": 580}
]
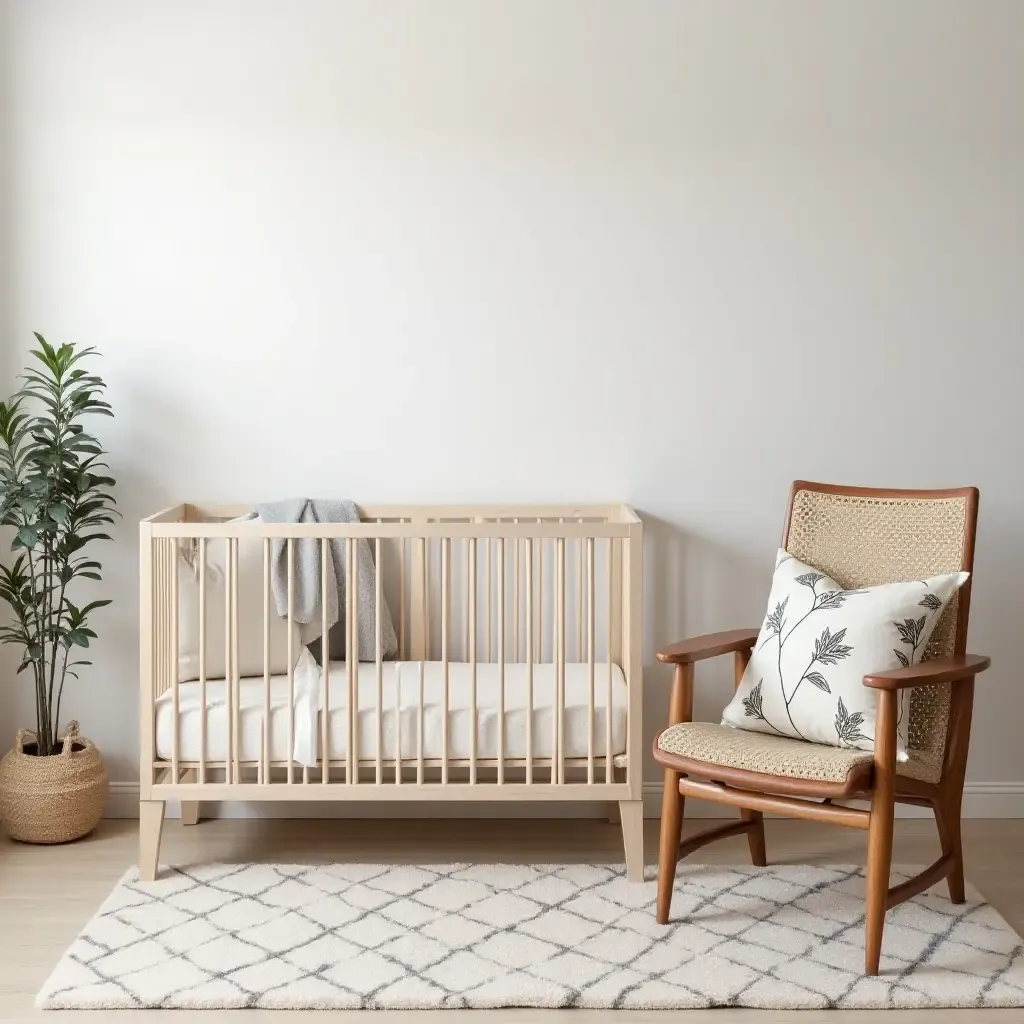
[
  {"left": 177, "top": 519, "right": 302, "bottom": 682},
  {"left": 721, "top": 549, "right": 968, "bottom": 758}
]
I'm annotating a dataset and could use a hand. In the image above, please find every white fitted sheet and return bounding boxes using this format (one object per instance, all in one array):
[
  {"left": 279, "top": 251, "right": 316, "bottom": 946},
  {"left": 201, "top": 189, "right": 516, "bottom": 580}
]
[{"left": 155, "top": 660, "right": 628, "bottom": 765}]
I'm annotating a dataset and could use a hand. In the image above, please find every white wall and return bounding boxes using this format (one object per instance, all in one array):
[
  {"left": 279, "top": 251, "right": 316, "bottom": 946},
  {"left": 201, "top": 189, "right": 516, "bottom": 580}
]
[
  {"left": 2, "top": 1, "right": 1022, "bottom": 806},
  {"left": 0, "top": 0, "right": 11, "bottom": 378}
]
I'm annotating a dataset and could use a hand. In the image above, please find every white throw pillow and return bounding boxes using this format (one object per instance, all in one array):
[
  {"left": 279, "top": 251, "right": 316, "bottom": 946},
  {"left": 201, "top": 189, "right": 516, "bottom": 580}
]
[
  {"left": 177, "top": 517, "right": 302, "bottom": 682},
  {"left": 722, "top": 549, "right": 968, "bottom": 757}
]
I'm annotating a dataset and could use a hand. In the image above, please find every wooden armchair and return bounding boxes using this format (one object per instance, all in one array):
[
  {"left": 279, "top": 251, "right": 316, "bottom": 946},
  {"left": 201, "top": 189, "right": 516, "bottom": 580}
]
[{"left": 652, "top": 482, "right": 991, "bottom": 976}]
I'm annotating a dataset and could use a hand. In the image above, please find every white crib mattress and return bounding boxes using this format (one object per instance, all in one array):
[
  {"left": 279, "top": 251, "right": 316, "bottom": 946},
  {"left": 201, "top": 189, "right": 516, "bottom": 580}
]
[{"left": 155, "top": 660, "right": 628, "bottom": 765}]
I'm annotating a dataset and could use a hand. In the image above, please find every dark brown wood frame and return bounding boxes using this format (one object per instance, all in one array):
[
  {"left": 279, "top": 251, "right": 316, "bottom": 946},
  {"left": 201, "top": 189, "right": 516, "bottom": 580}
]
[{"left": 652, "top": 481, "right": 991, "bottom": 976}]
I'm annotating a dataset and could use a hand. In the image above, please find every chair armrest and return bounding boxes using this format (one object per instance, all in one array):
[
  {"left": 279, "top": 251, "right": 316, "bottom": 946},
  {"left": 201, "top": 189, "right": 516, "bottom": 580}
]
[
  {"left": 656, "top": 628, "right": 760, "bottom": 665},
  {"left": 863, "top": 654, "right": 991, "bottom": 691}
]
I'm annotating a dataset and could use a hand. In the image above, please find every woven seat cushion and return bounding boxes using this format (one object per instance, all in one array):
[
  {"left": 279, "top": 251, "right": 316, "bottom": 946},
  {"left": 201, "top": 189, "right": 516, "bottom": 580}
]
[{"left": 657, "top": 722, "right": 942, "bottom": 786}]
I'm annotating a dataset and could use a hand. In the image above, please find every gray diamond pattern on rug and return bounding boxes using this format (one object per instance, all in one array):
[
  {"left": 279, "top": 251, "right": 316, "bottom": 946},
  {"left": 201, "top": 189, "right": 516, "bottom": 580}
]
[{"left": 37, "top": 862, "right": 1024, "bottom": 1010}]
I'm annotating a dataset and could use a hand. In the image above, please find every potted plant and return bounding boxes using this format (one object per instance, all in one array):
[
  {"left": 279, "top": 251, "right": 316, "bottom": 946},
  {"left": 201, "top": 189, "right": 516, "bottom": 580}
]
[{"left": 0, "top": 335, "right": 116, "bottom": 843}]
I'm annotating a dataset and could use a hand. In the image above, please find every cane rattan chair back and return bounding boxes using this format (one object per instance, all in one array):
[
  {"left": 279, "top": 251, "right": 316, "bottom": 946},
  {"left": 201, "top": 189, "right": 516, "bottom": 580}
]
[{"left": 783, "top": 483, "right": 976, "bottom": 783}]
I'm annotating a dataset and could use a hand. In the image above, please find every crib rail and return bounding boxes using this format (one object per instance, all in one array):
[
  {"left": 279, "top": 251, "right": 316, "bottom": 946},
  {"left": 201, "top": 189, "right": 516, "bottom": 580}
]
[{"left": 139, "top": 505, "right": 642, "bottom": 805}]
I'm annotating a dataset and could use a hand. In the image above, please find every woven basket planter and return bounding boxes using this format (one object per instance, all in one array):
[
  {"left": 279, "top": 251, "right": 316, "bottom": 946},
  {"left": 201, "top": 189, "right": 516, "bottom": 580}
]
[{"left": 0, "top": 721, "right": 108, "bottom": 844}]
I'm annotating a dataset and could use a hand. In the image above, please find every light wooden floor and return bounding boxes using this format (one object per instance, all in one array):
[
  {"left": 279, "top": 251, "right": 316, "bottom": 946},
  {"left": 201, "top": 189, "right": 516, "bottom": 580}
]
[{"left": 2, "top": 815, "right": 1023, "bottom": 1022}]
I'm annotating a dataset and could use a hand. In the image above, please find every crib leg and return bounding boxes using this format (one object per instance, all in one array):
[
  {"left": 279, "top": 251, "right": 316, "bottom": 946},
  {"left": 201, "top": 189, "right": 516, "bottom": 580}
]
[
  {"left": 178, "top": 768, "right": 200, "bottom": 825},
  {"left": 607, "top": 802, "right": 621, "bottom": 825},
  {"left": 139, "top": 800, "right": 166, "bottom": 882},
  {"left": 619, "top": 800, "right": 645, "bottom": 881}
]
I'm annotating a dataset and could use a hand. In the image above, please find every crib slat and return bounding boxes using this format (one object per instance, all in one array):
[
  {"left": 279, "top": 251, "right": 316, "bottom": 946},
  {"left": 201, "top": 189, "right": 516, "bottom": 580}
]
[
  {"left": 171, "top": 540, "right": 180, "bottom": 783},
  {"left": 423, "top": 534, "right": 431, "bottom": 660},
  {"left": 286, "top": 538, "right": 294, "bottom": 785},
  {"left": 395, "top": 641, "right": 402, "bottom": 787},
  {"left": 606, "top": 537, "right": 614, "bottom": 784},
  {"left": 417, "top": 657, "right": 425, "bottom": 785},
  {"left": 587, "top": 536, "right": 595, "bottom": 784},
  {"left": 224, "top": 538, "right": 233, "bottom": 784},
  {"left": 497, "top": 537, "right": 505, "bottom": 784},
  {"left": 422, "top": 536, "right": 429, "bottom": 660},
  {"left": 263, "top": 537, "right": 271, "bottom": 786},
  {"left": 376, "top": 534, "right": 383, "bottom": 785},
  {"left": 535, "top": 524, "right": 543, "bottom": 662},
  {"left": 442, "top": 537, "right": 452, "bottom": 785},
  {"left": 469, "top": 538, "right": 477, "bottom": 785},
  {"left": 525, "top": 537, "right": 534, "bottom": 785},
  {"left": 550, "top": 538, "right": 558, "bottom": 784},
  {"left": 577, "top": 532, "right": 584, "bottom": 661},
  {"left": 557, "top": 535, "right": 565, "bottom": 786},
  {"left": 232, "top": 538, "right": 242, "bottom": 786},
  {"left": 464, "top": 534, "right": 471, "bottom": 660},
  {"left": 321, "top": 538, "right": 329, "bottom": 785},
  {"left": 513, "top": 523, "right": 520, "bottom": 663},
  {"left": 485, "top": 532, "right": 492, "bottom": 662},
  {"left": 348, "top": 537, "right": 356, "bottom": 785},
  {"left": 392, "top": 533, "right": 402, "bottom": 786},
  {"left": 198, "top": 538, "right": 207, "bottom": 785},
  {"left": 398, "top": 529, "right": 406, "bottom": 660}
]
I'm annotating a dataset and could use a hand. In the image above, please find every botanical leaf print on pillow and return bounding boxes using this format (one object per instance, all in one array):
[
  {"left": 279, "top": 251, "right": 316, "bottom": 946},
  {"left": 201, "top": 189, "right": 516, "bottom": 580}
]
[{"left": 722, "top": 550, "right": 969, "bottom": 756}]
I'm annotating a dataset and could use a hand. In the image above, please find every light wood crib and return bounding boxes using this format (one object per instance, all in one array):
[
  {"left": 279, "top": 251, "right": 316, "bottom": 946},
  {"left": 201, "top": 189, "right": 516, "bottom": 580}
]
[{"left": 139, "top": 504, "right": 644, "bottom": 879}]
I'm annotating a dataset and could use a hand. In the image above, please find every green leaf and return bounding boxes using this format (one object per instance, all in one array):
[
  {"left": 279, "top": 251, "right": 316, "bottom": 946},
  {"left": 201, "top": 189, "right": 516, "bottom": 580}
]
[
  {"left": 14, "top": 525, "right": 38, "bottom": 549},
  {"left": 46, "top": 502, "right": 69, "bottom": 525}
]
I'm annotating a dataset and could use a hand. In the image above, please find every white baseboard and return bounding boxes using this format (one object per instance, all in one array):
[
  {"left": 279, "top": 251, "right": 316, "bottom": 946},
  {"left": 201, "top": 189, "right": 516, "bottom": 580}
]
[{"left": 104, "top": 780, "right": 1024, "bottom": 820}]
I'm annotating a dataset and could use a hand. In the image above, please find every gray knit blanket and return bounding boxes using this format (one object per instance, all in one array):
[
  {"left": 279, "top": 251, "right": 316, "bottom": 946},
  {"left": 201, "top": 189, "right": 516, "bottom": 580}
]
[{"left": 254, "top": 498, "right": 398, "bottom": 661}]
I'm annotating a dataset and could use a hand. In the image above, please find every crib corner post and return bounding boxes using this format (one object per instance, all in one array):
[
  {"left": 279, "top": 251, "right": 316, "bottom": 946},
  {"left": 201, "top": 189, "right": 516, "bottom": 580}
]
[
  {"left": 624, "top": 519, "right": 644, "bottom": 803},
  {"left": 619, "top": 799, "right": 645, "bottom": 882},
  {"left": 139, "top": 800, "right": 166, "bottom": 882},
  {"left": 139, "top": 520, "right": 155, "bottom": 801}
]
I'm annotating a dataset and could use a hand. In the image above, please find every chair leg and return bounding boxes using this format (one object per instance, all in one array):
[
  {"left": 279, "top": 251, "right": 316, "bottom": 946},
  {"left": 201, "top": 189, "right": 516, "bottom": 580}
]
[
  {"left": 935, "top": 796, "right": 966, "bottom": 904},
  {"left": 742, "top": 808, "right": 767, "bottom": 867},
  {"left": 139, "top": 800, "right": 166, "bottom": 882},
  {"left": 657, "top": 768, "right": 684, "bottom": 923},
  {"left": 607, "top": 802, "right": 621, "bottom": 825},
  {"left": 865, "top": 690, "right": 897, "bottom": 976},
  {"left": 864, "top": 800, "right": 895, "bottom": 975},
  {"left": 619, "top": 800, "right": 644, "bottom": 882}
]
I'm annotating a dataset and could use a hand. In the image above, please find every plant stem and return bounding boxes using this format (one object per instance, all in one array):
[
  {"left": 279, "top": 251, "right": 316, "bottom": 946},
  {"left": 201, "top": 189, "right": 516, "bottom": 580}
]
[
  {"left": 41, "top": 544, "right": 54, "bottom": 750},
  {"left": 24, "top": 546, "right": 51, "bottom": 752},
  {"left": 53, "top": 645, "right": 70, "bottom": 743},
  {"left": 47, "top": 576, "right": 69, "bottom": 746}
]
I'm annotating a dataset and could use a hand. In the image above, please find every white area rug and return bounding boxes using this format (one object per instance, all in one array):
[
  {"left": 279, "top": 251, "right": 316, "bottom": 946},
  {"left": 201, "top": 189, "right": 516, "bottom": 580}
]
[{"left": 38, "top": 862, "right": 1024, "bottom": 1010}]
